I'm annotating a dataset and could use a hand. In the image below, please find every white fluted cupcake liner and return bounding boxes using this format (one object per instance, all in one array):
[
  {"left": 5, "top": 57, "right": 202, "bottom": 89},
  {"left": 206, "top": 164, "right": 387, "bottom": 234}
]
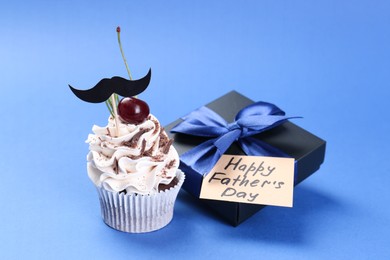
[{"left": 95, "top": 170, "right": 185, "bottom": 233}]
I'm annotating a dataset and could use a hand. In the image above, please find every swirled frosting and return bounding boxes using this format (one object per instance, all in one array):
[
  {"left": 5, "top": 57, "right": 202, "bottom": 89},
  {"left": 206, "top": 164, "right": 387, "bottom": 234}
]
[{"left": 86, "top": 114, "right": 179, "bottom": 195}]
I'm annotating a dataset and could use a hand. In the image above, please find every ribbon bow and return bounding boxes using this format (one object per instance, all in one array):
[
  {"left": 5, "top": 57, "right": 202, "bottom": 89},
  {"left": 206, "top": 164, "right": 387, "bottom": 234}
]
[{"left": 171, "top": 101, "right": 299, "bottom": 175}]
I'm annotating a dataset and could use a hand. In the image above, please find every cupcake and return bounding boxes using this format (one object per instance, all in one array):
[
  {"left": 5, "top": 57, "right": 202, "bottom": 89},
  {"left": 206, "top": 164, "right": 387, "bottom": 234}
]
[
  {"left": 87, "top": 113, "right": 184, "bottom": 233},
  {"left": 69, "top": 27, "right": 184, "bottom": 233}
]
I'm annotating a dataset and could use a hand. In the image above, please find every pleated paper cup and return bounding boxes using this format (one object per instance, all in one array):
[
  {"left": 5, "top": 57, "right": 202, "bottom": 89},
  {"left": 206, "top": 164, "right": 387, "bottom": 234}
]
[{"left": 95, "top": 170, "right": 185, "bottom": 233}]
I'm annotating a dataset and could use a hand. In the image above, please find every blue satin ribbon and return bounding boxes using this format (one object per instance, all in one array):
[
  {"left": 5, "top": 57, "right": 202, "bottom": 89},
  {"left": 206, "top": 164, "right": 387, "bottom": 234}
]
[{"left": 171, "top": 101, "right": 299, "bottom": 175}]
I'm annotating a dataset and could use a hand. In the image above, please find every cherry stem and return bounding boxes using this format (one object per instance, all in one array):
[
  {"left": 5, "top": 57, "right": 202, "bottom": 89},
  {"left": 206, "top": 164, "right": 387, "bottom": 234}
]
[
  {"left": 105, "top": 100, "right": 114, "bottom": 117},
  {"left": 117, "top": 26, "right": 133, "bottom": 81}
]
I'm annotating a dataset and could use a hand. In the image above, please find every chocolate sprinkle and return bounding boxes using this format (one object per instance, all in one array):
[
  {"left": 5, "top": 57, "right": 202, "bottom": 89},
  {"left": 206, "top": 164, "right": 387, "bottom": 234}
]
[
  {"left": 151, "top": 118, "right": 160, "bottom": 135},
  {"left": 126, "top": 139, "right": 147, "bottom": 160},
  {"left": 122, "top": 128, "right": 151, "bottom": 148},
  {"left": 144, "top": 146, "right": 155, "bottom": 157},
  {"left": 162, "top": 138, "right": 173, "bottom": 154},
  {"left": 140, "top": 139, "right": 147, "bottom": 155},
  {"left": 151, "top": 154, "right": 164, "bottom": 162},
  {"left": 113, "top": 158, "right": 119, "bottom": 174},
  {"left": 166, "top": 159, "right": 176, "bottom": 169}
]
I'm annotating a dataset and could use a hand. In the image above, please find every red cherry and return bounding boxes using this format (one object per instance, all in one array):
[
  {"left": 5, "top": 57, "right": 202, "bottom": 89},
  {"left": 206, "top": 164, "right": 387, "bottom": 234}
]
[{"left": 118, "top": 97, "right": 150, "bottom": 124}]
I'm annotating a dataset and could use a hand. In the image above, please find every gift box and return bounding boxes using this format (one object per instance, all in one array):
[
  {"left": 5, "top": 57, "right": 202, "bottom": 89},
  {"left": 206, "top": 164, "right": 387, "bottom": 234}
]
[{"left": 165, "top": 91, "right": 326, "bottom": 226}]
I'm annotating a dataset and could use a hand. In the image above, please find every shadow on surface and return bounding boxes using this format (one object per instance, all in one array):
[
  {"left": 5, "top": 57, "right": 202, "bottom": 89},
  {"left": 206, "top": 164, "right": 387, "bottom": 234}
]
[
  {"left": 94, "top": 183, "right": 345, "bottom": 253},
  {"left": 222, "top": 184, "right": 344, "bottom": 245}
]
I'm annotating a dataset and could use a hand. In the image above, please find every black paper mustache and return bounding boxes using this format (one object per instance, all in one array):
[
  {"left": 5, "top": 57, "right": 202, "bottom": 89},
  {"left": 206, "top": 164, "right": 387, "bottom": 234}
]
[{"left": 69, "top": 69, "right": 151, "bottom": 103}]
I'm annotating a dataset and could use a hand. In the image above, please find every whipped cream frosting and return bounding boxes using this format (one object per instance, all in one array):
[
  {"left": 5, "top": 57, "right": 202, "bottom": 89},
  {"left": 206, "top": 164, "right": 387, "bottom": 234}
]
[{"left": 86, "top": 114, "right": 179, "bottom": 195}]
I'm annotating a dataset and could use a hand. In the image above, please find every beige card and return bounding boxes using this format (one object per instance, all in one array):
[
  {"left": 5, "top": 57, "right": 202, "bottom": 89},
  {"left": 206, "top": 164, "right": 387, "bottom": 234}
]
[{"left": 200, "top": 155, "right": 295, "bottom": 207}]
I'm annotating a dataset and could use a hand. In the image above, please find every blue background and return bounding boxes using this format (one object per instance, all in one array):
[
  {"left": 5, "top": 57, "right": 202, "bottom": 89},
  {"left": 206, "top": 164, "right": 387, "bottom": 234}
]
[{"left": 1, "top": 0, "right": 389, "bottom": 259}]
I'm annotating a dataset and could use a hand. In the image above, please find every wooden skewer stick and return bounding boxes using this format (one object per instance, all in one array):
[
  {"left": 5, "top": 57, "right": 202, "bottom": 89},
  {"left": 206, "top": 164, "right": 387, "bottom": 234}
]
[{"left": 111, "top": 94, "right": 120, "bottom": 136}]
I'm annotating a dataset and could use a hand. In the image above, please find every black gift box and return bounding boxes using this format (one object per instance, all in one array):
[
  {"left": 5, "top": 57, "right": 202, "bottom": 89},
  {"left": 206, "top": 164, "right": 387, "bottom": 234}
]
[{"left": 165, "top": 91, "right": 326, "bottom": 226}]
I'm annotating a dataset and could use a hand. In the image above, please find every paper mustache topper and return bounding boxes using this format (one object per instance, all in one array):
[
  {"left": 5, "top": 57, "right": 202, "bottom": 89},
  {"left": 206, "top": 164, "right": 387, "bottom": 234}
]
[{"left": 69, "top": 68, "right": 151, "bottom": 103}]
